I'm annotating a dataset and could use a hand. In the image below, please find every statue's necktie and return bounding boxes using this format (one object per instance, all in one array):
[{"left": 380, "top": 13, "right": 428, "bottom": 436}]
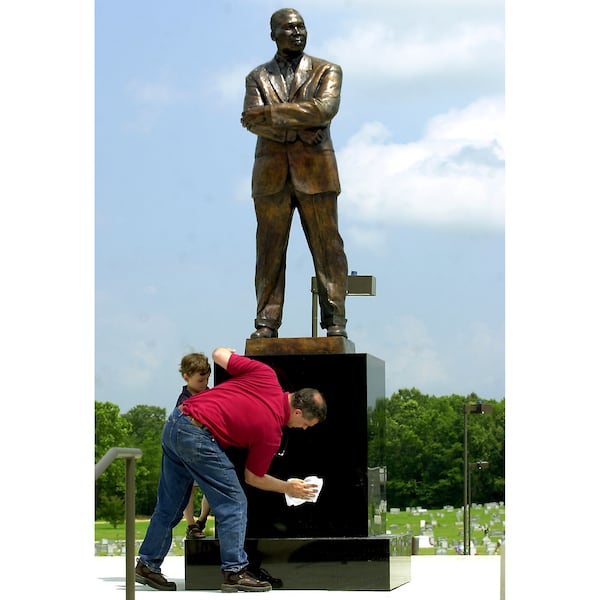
[{"left": 284, "top": 64, "right": 294, "bottom": 99}]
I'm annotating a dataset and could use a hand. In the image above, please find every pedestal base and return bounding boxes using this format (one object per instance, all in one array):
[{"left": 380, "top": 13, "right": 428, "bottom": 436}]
[
  {"left": 245, "top": 336, "right": 356, "bottom": 356},
  {"left": 185, "top": 535, "right": 411, "bottom": 591}
]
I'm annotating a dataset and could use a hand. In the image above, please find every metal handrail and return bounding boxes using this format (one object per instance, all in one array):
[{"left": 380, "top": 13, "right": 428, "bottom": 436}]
[{"left": 96, "top": 447, "right": 143, "bottom": 600}]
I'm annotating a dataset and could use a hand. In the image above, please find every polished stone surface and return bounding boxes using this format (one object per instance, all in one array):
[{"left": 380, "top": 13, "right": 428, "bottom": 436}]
[
  {"left": 185, "top": 535, "right": 412, "bottom": 591},
  {"left": 216, "top": 352, "right": 386, "bottom": 538}
]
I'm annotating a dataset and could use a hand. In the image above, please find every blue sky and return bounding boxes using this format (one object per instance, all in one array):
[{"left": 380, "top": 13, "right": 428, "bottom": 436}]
[{"left": 95, "top": 0, "right": 505, "bottom": 412}]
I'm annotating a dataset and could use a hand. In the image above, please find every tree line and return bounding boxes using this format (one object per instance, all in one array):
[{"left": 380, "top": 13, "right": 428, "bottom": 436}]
[
  {"left": 95, "top": 390, "right": 504, "bottom": 523},
  {"left": 368, "top": 389, "right": 504, "bottom": 508}
]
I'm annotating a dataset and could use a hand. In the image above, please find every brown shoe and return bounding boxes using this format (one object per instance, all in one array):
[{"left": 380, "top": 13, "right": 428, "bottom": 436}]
[
  {"left": 186, "top": 523, "right": 206, "bottom": 540},
  {"left": 221, "top": 569, "right": 272, "bottom": 593},
  {"left": 135, "top": 561, "right": 176, "bottom": 591}
]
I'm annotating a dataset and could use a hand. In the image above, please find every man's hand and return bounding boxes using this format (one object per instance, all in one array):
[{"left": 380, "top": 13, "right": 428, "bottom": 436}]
[{"left": 285, "top": 477, "right": 319, "bottom": 500}]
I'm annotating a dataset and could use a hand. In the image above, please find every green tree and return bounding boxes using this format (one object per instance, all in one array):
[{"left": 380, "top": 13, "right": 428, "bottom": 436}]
[
  {"left": 95, "top": 401, "right": 133, "bottom": 520},
  {"left": 102, "top": 495, "right": 126, "bottom": 529},
  {"left": 417, "top": 394, "right": 464, "bottom": 506},
  {"left": 384, "top": 390, "right": 428, "bottom": 507},
  {"left": 382, "top": 390, "right": 505, "bottom": 508},
  {"left": 123, "top": 404, "right": 167, "bottom": 516}
]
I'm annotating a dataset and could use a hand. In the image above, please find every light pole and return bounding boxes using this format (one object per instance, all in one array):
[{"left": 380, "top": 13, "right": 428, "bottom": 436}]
[
  {"left": 463, "top": 401, "right": 493, "bottom": 555},
  {"left": 468, "top": 460, "right": 489, "bottom": 553}
]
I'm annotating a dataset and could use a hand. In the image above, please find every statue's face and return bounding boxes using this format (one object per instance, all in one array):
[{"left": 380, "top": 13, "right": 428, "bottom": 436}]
[{"left": 271, "top": 11, "right": 307, "bottom": 57}]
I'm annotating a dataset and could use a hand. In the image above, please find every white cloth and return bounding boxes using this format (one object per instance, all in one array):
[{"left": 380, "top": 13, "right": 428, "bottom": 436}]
[{"left": 285, "top": 476, "right": 324, "bottom": 507}]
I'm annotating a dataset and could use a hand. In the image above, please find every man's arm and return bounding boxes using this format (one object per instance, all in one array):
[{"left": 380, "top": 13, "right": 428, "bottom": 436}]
[
  {"left": 244, "top": 468, "right": 318, "bottom": 500},
  {"left": 212, "top": 347, "right": 236, "bottom": 370}
]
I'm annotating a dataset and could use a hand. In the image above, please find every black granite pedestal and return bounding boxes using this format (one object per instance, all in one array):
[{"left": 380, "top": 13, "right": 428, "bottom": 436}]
[
  {"left": 185, "top": 535, "right": 411, "bottom": 590},
  {"left": 184, "top": 341, "right": 411, "bottom": 591}
]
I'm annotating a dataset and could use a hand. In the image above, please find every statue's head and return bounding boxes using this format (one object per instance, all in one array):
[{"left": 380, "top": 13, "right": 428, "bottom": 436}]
[{"left": 270, "top": 8, "right": 307, "bottom": 57}]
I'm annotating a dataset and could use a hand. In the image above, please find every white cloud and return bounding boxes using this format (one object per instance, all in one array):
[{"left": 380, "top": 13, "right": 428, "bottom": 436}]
[
  {"left": 322, "top": 21, "right": 503, "bottom": 82},
  {"left": 377, "top": 315, "right": 504, "bottom": 398},
  {"left": 338, "top": 95, "right": 504, "bottom": 235},
  {"left": 426, "top": 96, "right": 504, "bottom": 149}
]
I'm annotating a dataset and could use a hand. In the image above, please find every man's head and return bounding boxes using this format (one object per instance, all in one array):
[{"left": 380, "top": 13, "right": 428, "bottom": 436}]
[
  {"left": 288, "top": 387, "right": 327, "bottom": 429},
  {"left": 270, "top": 8, "right": 307, "bottom": 58},
  {"left": 179, "top": 352, "right": 211, "bottom": 394}
]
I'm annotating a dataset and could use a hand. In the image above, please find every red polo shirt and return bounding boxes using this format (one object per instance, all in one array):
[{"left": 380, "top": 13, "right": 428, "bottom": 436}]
[{"left": 181, "top": 353, "right": 290, "bottom": 477}]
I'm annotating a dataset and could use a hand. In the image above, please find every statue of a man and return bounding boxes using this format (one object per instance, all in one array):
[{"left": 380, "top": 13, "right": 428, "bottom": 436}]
[{"left": 241, "top": 7, "right": 349, "bottom": 339}]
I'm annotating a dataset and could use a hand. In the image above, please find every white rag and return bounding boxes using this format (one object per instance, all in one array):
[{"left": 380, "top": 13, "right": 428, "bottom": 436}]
[{"left": 285, "top": 475, "right": 324, "bottom": 507}]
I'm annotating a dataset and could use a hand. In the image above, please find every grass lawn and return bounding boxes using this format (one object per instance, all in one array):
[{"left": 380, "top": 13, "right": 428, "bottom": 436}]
[
  {"left": 95, "top": 503, "right": 504, "bottom": 556},
  {"left": 95, "top": 517, "right": 215, "bottom": 556}
]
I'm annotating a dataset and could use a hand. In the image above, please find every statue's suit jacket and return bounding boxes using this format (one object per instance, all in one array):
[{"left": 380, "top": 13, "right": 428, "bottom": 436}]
[{"left": 243, "top": 54, "right": 342, "bottom": 197}]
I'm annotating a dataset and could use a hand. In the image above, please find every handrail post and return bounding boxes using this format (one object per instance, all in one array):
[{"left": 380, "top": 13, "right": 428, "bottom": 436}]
[
  {"left": 95, "top": 447, "right": 142, "bottom": 600},
  {"left": 125, "top": 456, "right": 137, "bottom": 600}
]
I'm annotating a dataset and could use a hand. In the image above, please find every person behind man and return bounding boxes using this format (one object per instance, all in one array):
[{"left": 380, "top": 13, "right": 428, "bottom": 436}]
[
  {"left": 135, "top": 347, "right": 326, "bottom": 592},
  {"left": 241, "top": 7, "right": 349, "bottom": 339},
  {"left": 176, "top": 352, "right": 212, "bottom": 540}
]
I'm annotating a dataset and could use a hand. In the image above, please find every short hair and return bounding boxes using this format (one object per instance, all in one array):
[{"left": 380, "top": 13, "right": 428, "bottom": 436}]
[
  {"left": 179, "top": 353, "right": 211, "bottom": 377},
  {"left": 270, "top": 8, "right": 303, "bottom": 33},
  {"left": 291, "top": 387, "right": 327, "bottom": 422}
]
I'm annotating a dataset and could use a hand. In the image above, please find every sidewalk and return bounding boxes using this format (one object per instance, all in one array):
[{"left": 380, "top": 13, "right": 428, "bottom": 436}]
[{"left": 93, "top": 554, "right": 502, "bottom": 599}]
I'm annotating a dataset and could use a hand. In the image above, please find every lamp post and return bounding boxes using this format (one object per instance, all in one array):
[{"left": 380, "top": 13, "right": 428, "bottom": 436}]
[
  {"left": 468, "top": 460, "right": 489, "bottom": 553},
  {"left": 310, "top": 273, "right": 376, "bottom": 337},
  {"left": 463, "top": 401, "right": 493, "bottom": 555}
]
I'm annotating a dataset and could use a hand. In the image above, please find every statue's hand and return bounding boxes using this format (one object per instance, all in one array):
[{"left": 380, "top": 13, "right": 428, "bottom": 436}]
[
  {"left": 304, "top": 129, "right": 325, "bottom": 145},
  {"left": 241, "top": 106, "right": 266, "bottom": 128}
]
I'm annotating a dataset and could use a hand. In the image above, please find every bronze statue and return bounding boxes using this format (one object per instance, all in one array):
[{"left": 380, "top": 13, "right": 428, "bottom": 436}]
[{"left": 241, "top": 7, "right": 349, "bottom": 339}]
